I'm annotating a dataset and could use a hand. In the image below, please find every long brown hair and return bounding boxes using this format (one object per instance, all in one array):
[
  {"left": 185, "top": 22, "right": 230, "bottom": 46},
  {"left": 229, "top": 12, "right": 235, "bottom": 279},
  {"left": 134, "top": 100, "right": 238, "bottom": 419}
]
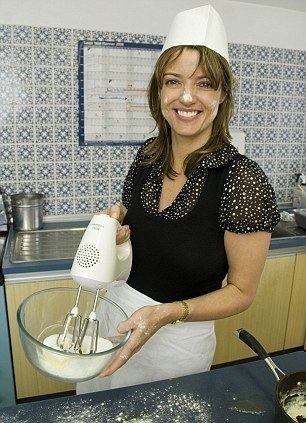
[{"left": 145, "top": 45, "right": 235, "bottom": 178}]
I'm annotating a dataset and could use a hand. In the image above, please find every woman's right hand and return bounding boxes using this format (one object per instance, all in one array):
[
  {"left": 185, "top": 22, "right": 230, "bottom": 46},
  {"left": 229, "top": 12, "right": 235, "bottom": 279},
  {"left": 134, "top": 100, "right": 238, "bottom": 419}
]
[{"left": 102, "top": 204, "right": 130, "bottom": 245}]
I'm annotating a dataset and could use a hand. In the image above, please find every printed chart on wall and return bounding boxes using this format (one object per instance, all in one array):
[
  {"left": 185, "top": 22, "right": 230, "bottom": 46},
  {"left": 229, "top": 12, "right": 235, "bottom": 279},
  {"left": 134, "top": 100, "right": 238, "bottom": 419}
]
[{"left": 78, "top": 41, "right": 163, "bottom": 146}]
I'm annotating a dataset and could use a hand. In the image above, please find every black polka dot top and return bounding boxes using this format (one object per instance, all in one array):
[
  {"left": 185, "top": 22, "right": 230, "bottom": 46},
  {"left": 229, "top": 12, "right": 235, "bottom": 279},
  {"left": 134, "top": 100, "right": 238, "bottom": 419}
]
[{"left": 123, "top": 138, "right": 280, "bottom": 234}]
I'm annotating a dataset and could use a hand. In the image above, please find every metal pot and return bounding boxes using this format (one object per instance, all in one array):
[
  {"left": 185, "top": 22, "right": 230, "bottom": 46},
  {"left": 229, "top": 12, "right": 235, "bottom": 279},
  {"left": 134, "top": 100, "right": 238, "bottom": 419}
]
[
  {"left": 11, "top": 193, "right": 44, "bottom": 231},
  {"left": 235, "top": 329, "right": 306, "bottom": 422}
]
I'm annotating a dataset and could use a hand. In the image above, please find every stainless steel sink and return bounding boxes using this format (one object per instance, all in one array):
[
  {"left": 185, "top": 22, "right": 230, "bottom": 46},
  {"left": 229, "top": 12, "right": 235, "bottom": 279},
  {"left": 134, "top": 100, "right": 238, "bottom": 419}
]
[{"left": 11, "top": 228, "right": 86, "bottom": 263}]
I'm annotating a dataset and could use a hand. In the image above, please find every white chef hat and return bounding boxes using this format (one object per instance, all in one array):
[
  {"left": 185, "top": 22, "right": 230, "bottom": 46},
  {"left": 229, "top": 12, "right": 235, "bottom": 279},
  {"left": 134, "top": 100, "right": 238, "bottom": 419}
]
[{"left": 161, "top": 5, "right": 229, "bottom": 63}]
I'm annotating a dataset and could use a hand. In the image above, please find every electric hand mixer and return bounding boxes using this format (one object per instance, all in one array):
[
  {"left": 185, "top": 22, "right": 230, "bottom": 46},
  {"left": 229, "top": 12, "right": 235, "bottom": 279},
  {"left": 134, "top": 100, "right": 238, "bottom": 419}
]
[{"left": 57, "top": 214, "right": 132, "bottom": 354}]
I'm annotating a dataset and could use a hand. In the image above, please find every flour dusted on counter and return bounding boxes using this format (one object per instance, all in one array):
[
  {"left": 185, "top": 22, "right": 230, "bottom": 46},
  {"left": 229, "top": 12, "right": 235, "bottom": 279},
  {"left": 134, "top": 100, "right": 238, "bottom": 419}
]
[{"left": 37, "top": 333, "right": 113, "bottom": 380}]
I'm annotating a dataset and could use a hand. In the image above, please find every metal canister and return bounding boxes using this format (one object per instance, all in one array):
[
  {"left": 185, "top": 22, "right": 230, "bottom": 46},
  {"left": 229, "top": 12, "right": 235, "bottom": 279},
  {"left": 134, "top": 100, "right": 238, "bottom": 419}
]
[{"left": 11, "top": 193, "right": 44, "bottom": 231}]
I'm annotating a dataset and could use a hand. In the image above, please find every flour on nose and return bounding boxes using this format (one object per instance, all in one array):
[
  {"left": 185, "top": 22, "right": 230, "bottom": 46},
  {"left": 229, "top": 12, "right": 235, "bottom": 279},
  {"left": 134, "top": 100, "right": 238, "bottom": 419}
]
[{"left": 181, "top": 90, "right": 192, "bottom": 103}]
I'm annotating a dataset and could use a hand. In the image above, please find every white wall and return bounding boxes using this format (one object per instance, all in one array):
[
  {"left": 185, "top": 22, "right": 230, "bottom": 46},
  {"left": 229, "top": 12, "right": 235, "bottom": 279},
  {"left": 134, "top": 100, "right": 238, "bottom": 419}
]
[{"left": 0, "top": 0, "right": 306, "bottom": 50}]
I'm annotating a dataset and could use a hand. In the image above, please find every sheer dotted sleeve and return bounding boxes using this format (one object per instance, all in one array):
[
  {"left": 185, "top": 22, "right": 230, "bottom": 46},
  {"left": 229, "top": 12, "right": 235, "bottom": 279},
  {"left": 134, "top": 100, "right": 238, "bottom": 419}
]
[
  {"left": 219, "top": 157, "right": 280, "bottom": 233},
  {"left": 122, "top": 139, "right": 153, "bottom": 209}
]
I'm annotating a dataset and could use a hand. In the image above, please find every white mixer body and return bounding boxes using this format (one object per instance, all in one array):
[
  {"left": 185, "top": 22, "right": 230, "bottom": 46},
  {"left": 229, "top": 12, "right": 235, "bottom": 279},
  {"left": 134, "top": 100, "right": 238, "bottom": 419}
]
[{"left": 70, "top": 214, "right": 132, "bottom": 291}]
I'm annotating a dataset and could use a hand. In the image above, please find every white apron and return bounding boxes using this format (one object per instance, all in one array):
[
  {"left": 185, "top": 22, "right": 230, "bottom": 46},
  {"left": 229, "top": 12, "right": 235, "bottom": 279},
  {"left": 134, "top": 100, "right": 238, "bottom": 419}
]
[{"left": 77, "top": 283, "right": 216, "bottom": 394}]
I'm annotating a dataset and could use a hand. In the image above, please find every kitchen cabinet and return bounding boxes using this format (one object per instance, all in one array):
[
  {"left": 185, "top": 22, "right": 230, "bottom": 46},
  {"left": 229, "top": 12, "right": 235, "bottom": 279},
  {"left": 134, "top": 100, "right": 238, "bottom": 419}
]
[
  {"left": 284, "top": 252, "right": 306, "bottom": 350},
  {"left": 213, "top": 254, "right": 296, "bottom": 365},
  {"left": 5, "top": 279, "right": 76, "bottom": 399}
]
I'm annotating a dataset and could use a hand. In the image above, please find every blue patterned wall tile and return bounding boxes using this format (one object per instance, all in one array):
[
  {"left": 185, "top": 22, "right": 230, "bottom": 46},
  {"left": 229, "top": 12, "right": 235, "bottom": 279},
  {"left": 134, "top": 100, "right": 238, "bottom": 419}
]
[
  {"left": 92, "top": 179, "right": 109, "bottom": 196},
  {"left": 297, "top": 50, "right": 306, "bottom": 66},
  {"left": 264, "top": 144, "right": 277, "bottom": 157},
  {"left": 54, "top": 125, "right": 71, "bottom": 142},
  {"left": 0, "top": 25, "right": 12, "bottom": 44},
  {"left": 253, "top": 112, "right": 267, "bottom": 127},
  {"left": 279, "top": 113, "right": 292, "bottom": 127},
  {"left": 33, "top": 27, "right": 52, "bottom": 45},
  {"left": 44, "top": 199, "right": 56, "bottom": 215},
  {"left": 292, "top": 114, "right": 304, "bottom": 128},
  {"left": 229, "top": 60, "right": 241, "bottom": 77},
  {"left": 72, "top": 29, "right": 92, "bottom": 44},
  {"left": 293, "top": 97, "right": 305, "bottom": 113},
  {"left": 126, "top": 145, "right": 139, "bottom": 161},
  {"left": 53, "top": 28, "right": 72, "bottom": 47},
  {"left": 75, "top": 180, "right": 92, "bottom": 196},
  {"left": 295, "top": 81, "right": 305, "bottom": 96},
  {"left": 37, "top": 180, "right": 55, "bottom": 197},
  {"left": 0, "top": 84, "right": 13, "bottom": 104},
  {"left": 269, "top": 64, "right": 283, "bottom": 79},
  {"left": 17, "top": 181, "right": 37, "bottom": 193},
  {"left": 57, "top": 198, "right": 74, "bottom": 214},
  {"left": 277, "top": 159, "right": 289, "bottom": 173},
  {"left": 0, "top": 125, "right": 14, "bottom": 141},
  {"left": 256, "top": 46, "right": 270, "bottom": 62},
  {"left": 240, "top": 78, "right": 255, "bottom": 94},
  {"left": 53, "top": 47, "right": 72, "bottom": 67},
  {"left": 34, "top": 46, "right": 52, "bottom": 66},
  {"left": 15, "top": 125, "right": 33, "bottom": 142},
  {"left": 35, "top": 106, "right": 53, "bottom": 124},
  {"left": 281, "top": 80, "right": 296, "bottom": 96},
  {"left": 266, "top": 112, "right": 280, "bottom": 127},
  {"left": 250, "top": 143, "right": 265, "bottom": 157},
  {"left": 16, "top": 106, "right": 34, "bottom": 125},
  {"left": 288, "top": 158, "right": 304, "bottom": 173},
  {"left": 254, "top": 95, "right": 267, "bottom": 110},
  {"left": 55, "top": 145, "right": 73, "bottom": 161},
  {"left": 35, "top": 86, "right": 53, "bottom": 104},
  {"left": 92, "top": 162, "right": 109, "bottom": 178},
  {"left": 240, "top": 94, "right": 254, "bottom": 110},
  {"left": 56, "top": 180, "right": 74, "bottom": 196},
  {"left": 34, "top": 67, "right": 52, "bottom": 85},
  {"left": 267, "top": 96, "right": 280, "bottom": 111},
  {"left": 0, "top": 66, "right": 12, "bottom": 84},
  {"left": 290, "top": 143, "right": 303, "bottom": 158},
  {"left": 53, "top": 85, "right": 72, "bottom": 104},
  {"left": 254, "top": 78, "right": 269, "bottom": 95},
  {"left": 239, "top": 111, "right": 253, "bottom": 126},
  {"left": 252, "top": 128, "right": 266, "bottom": 142},
  {"left": 0, "top": 164, "right": 16, "bottom": 180},
  {"left": 274, "top": 174, "right": 289, "bottom": 189},
  {"left": 74, "top": 198, "right": 92, "bottom": 214},
  {"left": 268, "top": 80, "right": 282, "bottom": 95},
  {"left": 0, "top": 45, "right": 12, "bottom": 65},
  {"left": 276, "top": 143, "right": 290, "bottom": 158},
  {"left": 230, "top": 114, "right": 239, "bottom": 127},
  {"left": 56, "top": 162, "right": 73, "bottom": 178},
  {"left": 241, "top": 61, "right": 255, "bottom": 78},
  {"left": 14, "top": 65, "right": 33, "bottom": 84},
  {"left": 74, "top": 146, "right": 91, "bottom": 162},
  {"left": 291, "top": 129, "right": 304, "bottom": 143},
  {"left": 92, "top": 196, "right": 109, "bottom": 212},
  {"left": 263, "top": 158, "right": 276, "bottom": 173},
  {"left": 75, "top": 162, "right": 92, "bottom": 179},
  {"left": 36, "top": 144, "right": 54, "bottom": 161},
  {"left": 255, "top": 62, "right": 269, "bottom": 79},
  {"left": 13, "top": 26, "right": 32, "bottom": 45},
  {"left": 282, "top": 65, "right": 296, "bottom": 80},
  {"left": 296, "top": 66, "right": 306, "bottom": 81},
  {"left": 0, "top": 106, "right": 13, "bottom": 125},
  {"left": 54, "top": 106, "right": 72, "bottom": 124},
  {"left": 53, "top": 67, "right": 72, "bottom": 85},
  {"left": 110, "top": 161, "right": 127, "bottom": 178},
  {"left": 18, "top": 163, "right": 36, "bottom": 180},
  {"left": 91, "top": 146, "right": 110, "bottom": 161},
  {"left": 283, "top": 49, "right": 297, "bottom": 64},
  {"left": 242, "top": 44, "right": 256, "bottom": 61},
  {"left": 265, "top": 129, "right": 279, "bottom": 143},
  {"left": 270, "top": 47, "right": 284, "bottom": 63},
  {"left": 35, "top": 125, "right": 53, "bottom": 142},
  {"left": 17, "top": 144, "right": 35, "bottom": 161},
  {"left": 278, "top": 128, "right": 293, "bottom": 144},
  {"left": 14, "top": 85, "right": 33, "bottom": 104},
  {"left": 110, "top": 146, "right": 128, "bottom": 161},
  {"left": 13, "top": 45, "right": 32, "bottom": 65},
  {"left": 0, "top": 145, "right": 15, "bottom": 161}
]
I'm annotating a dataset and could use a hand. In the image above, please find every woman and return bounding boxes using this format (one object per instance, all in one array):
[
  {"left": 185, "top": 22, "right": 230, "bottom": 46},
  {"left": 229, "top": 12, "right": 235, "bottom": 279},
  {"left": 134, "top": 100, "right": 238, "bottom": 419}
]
[{"left": 77, "top": 7, "right": 279, "bottom": 394}]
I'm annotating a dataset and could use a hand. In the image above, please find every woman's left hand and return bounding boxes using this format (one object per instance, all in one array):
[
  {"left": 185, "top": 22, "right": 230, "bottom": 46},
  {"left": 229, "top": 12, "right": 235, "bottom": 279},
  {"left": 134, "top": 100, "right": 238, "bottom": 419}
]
[{"left": 100, "top": 304, "right": 170, "bottom": 377}]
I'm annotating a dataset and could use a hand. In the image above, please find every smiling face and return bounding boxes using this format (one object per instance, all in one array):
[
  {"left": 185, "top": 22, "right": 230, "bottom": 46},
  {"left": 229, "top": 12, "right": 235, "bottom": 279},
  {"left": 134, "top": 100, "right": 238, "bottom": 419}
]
[{"left": 160, "top": 48, "right": 224, "bottom": 148}]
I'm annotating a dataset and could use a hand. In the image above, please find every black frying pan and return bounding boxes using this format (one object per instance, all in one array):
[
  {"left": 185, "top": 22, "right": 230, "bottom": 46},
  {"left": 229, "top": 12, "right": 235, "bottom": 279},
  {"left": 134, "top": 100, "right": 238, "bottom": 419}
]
[{"left": 235, "top": 329, "right": 306, "bottom": 423}]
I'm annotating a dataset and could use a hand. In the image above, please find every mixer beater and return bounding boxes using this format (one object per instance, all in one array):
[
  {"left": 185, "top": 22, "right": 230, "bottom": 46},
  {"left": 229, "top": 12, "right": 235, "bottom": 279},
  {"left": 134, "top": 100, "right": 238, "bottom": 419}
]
[{"left": 56, "top": 214, "right": 132, "bottom": 354}]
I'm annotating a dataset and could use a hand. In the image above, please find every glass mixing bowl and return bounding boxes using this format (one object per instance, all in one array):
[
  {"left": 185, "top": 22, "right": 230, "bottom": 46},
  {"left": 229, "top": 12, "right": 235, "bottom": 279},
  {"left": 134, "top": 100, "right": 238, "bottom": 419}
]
[{"left": 17, "top": 287, "right": 130, "bottom": 383}]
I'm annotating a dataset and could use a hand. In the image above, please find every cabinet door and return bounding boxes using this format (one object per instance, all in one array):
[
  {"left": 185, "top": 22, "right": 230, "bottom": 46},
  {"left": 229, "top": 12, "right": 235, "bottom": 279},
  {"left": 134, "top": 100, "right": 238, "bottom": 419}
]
[
  {"left": 213, "top": 255, "right": 296, "bottom": 365},
  {"left": 5, "top": 279, "right": 76, "bottom": 399},
  {"left": 284, "top": 253, "right": 306, "bottom": 349}
]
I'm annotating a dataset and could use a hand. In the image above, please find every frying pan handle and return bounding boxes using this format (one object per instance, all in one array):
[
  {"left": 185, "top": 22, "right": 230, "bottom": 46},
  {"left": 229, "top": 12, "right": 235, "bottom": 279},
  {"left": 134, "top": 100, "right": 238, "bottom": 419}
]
[
  {"left": 234, "top": 328, "right": 269, "bottom": 359},
  {"left": 234, "top": 328, "right": 286, "bottom": 381}
]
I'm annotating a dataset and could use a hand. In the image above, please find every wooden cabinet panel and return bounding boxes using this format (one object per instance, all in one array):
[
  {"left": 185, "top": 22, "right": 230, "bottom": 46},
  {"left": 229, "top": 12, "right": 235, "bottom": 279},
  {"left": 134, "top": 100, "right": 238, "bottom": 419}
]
[
  {"left": 213, "top": 255, "right": 296, "bottom": 365},
  {"left": 5, "top": 279, "right": 76, "bottom": 399},
  {"left": 284, "top": 253, "right": 306, "bottom": 349}
]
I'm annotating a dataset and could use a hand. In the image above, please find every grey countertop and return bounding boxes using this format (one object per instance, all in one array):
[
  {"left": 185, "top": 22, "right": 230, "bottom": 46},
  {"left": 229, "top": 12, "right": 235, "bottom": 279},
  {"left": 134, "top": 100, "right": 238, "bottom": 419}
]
[{"left": 0, "top": 350, "right": 305, "bottom": 422}]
